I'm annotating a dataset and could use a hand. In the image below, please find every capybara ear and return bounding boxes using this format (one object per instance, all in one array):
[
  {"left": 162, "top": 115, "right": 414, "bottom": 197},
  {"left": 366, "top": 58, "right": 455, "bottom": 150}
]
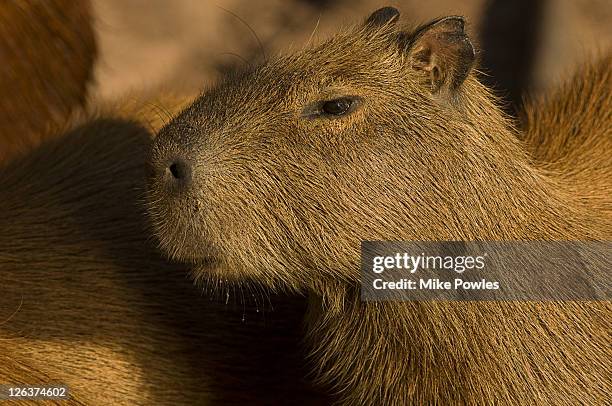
[
  {"left": 365, "top": 7, "right": 400, "bottom": 28},
  {"left": 406, "top": 16, "right": 475, "bottom": 94}
]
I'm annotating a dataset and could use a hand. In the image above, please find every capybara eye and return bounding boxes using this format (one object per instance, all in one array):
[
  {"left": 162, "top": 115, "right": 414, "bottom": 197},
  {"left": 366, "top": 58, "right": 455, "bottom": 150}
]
[
  {"left": 301, "top": 96, "right": 361, "bottom": 119},
  {"left": 322, "top": 98, "right": 353, "bottom": 116}
]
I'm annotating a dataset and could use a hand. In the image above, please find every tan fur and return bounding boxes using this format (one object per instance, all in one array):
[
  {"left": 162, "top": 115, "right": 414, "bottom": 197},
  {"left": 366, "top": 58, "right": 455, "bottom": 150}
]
[
  {"left": 148, "top": 10, "right": 612, "bottom": 405},
  {"left": 0, "top": 98, "right": 324, "bottom": 405},
  {"left": 0, "top": 354, "right": 87, "bottom": 405},
  {"left": 0, "top": 0, "right": 96, "bottom": 164},
  {"left": 522, "top": 54, "right": 612, "bottom": 216}
]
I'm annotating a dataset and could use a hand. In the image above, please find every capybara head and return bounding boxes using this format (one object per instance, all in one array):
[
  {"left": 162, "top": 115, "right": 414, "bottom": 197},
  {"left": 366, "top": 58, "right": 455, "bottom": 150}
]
[{"left": 148, "top": 7, "right": 529, "bottom": 291}]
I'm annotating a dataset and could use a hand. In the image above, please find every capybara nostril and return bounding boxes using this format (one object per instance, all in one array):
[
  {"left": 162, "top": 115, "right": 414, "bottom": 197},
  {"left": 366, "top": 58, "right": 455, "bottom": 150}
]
[
  {"left": 165, "top": 158, "right": 192, "bottom": 189},
  {"left": 169, "top": 162, "right": 182, "bottom": 179}
]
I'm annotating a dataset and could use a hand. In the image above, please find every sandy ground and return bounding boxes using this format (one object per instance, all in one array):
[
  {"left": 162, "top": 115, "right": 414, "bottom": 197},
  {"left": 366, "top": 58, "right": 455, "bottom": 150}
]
[{"left": 91, "top": 0, "right": 611, "bottom": 102}]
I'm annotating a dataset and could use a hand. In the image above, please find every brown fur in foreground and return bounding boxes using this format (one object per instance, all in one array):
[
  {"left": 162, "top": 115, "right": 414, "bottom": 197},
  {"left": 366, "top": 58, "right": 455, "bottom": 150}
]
[
  {"left": 0, "top": 0, "right": 96, "bottom": 163},
  {"left": 0, "top": 100, "right": 324, "bottom": 405},
  {"left": 0, "top": 355, "right": 87, "bottom": 405},
  {"left": 148, "top": 7, "right": 611, "bottom": 405}
]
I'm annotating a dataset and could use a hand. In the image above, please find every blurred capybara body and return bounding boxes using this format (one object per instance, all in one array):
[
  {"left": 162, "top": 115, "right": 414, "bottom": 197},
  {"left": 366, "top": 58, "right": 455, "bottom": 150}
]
[
  {"left": 0, "top": 355, "right": 87, "bottom": 405},
  {"left": 148, "top": 7, "right": 611, "bottom": 405},
  {"left": 0, "top": 0, "right": 96, "bottom": 163},
  {"left": 0, "top": 99, "right": 323, "bottom": 405},
  {"left": 522, "top": 54, "right": 611, "bottom": 212}
]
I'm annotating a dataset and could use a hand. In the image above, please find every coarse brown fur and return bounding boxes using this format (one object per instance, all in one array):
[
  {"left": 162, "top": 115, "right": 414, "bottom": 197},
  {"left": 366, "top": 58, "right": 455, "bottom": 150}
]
[
  {"left": 522, "top": 54, "right": 612, "bottom": 216},
  {"left": 148, "top": 8, "right": 611, "bottom": 405},
  {"left": 0, "top": 354, "right": 87, "bottom": 405},
  {"left": 0, "top": 98, "right": 324, "bottom": 405},
  {"left": 0, "top": 0, "right": 97, "bottom": 163}
]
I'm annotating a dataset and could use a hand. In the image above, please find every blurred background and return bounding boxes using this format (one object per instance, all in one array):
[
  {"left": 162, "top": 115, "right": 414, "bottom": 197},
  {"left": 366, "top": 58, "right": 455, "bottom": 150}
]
[{"left": 92, "top": 0, "right": 611, "bottom": 115}]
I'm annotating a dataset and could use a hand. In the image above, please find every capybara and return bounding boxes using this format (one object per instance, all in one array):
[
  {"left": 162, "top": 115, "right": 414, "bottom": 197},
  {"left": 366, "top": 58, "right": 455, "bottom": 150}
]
[
  {"left": 521, "top": 53, "right": 611, "bottom": 213},
  {"left": 0, "top": 0, "right": 96, "bottom": 163},
  {"left": 0, "top": 97, "right": 324, "bottom": 405},
  {"left": 147, "top": 7, "right": 611, "bottom": 405},
  {"left": 0, "top": 354, "right": 87, "bottom": 405}
]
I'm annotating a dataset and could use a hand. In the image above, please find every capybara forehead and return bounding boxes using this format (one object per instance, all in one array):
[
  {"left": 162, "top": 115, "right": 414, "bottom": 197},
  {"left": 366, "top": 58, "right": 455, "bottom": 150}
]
[{"left": 172, "top": 27, "right": 409, "bottom": 129}]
